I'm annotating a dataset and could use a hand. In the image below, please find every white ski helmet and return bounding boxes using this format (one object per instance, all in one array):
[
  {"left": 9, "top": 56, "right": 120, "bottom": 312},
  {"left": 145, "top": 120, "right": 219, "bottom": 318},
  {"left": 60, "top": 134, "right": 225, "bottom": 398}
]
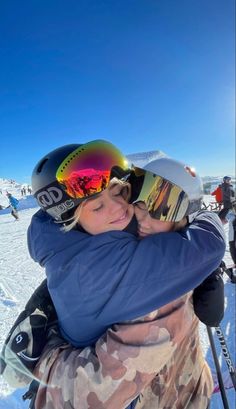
[{"left": 130, "top": 157, "right": 203, "bottom": 222}]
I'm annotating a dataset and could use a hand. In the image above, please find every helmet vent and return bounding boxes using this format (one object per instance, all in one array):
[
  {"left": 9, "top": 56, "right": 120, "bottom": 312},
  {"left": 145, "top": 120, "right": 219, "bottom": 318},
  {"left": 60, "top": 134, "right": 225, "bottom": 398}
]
[
  {"left": 59, "top": 147, "right": 88, "bottom": 170},
  {"left": 184, "top": 166, "right": 196, "bottom": 178},
  {"left": 37, "top": 158, "right": 49, "bottom": 174}
]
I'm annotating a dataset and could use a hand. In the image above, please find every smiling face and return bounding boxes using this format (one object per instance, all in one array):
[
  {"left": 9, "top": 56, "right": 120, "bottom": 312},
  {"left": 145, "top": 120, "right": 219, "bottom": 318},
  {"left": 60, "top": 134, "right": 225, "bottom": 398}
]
[
  {"left": 134, "top": 201, "right": 175, "bottom": 237},
  {"left": 77, "top": 180, "right": 134, "bottom": 235}
]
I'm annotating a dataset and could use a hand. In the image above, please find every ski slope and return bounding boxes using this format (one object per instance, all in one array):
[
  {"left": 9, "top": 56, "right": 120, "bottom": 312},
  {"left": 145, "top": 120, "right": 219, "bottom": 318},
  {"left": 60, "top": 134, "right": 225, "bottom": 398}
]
[{"left": 0, "top": 199, "right": 235, "bottom": 409}]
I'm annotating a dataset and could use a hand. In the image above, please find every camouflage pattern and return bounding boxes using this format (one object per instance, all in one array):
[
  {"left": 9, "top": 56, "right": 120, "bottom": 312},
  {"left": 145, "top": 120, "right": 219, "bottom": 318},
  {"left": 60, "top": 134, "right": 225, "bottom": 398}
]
[{"left": 33, "top": 292, "right": 213, "bottom": 409}]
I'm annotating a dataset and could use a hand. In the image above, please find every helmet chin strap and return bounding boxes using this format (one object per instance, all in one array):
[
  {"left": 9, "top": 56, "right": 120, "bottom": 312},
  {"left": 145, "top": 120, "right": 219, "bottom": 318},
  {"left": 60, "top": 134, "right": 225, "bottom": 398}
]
[
  {"left": 53, "top": 216, "right": 75, "bottom": 224},
  {"left": 122, "top": 214, "right": 139, "bottom": 237}
]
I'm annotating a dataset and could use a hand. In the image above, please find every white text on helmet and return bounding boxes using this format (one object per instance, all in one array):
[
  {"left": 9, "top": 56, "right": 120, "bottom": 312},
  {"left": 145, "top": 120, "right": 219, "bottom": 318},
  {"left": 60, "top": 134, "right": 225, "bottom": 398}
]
[{"left": 37, "top": 187, "right": 63, "bottom": 207}]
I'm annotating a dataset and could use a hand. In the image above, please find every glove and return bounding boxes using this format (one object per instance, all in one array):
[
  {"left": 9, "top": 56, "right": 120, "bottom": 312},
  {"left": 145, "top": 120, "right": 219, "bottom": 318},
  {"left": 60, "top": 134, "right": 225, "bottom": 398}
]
[
  {"left": 193, "top": 265, "right": 224, "bottom": 327},
  {"left": 0, "top": 279, "right": 57, "bottom": 388}
]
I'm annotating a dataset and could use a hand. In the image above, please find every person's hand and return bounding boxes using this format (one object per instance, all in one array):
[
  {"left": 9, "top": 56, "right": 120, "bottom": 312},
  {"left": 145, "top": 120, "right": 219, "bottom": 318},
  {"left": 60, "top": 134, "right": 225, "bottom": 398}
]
[{"left": 134, "top": 202, "right": 150, "bottom": 237}]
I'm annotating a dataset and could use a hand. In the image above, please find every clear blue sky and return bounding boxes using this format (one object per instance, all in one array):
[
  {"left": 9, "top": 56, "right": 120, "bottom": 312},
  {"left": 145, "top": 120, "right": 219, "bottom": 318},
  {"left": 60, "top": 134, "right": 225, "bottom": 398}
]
[{"left": 0, "top": 0, "right": 235, "bottom": 183}]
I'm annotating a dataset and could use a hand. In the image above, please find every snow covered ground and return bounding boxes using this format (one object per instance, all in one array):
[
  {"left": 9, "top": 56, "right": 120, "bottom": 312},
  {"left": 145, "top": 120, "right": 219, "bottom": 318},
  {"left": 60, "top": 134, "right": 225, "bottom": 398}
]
[{"left": 0, "top": 195, "right": 235, "bottom": 408}]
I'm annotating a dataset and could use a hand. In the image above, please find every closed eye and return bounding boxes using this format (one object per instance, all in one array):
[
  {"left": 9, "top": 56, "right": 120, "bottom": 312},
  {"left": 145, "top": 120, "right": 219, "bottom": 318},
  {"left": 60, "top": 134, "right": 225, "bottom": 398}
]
[{"left": 93, "top": 204, "right": 103, "bottom": 212}]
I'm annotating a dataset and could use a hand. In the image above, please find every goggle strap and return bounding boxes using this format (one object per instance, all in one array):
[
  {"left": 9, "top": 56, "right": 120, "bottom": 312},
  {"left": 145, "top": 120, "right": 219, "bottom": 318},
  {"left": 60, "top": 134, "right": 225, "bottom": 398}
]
[{"left": 54, "top": 215, "right": 76, "bottom": 224}]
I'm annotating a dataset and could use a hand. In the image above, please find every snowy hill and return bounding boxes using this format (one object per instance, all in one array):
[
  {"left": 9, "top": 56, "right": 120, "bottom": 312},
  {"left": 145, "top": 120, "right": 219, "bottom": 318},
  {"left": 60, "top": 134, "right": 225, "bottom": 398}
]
[
  {"left": 202, "top": 175, "right": 236, "bottom": 185},
  {"left": 0, "top": 178, "right": 22, "bottom": 198}
]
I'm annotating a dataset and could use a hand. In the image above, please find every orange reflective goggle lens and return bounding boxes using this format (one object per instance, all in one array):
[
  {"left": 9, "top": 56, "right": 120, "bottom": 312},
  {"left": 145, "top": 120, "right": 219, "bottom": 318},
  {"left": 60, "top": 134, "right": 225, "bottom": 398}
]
[
  {"left": 131, "top": 166, "right": 189, "bottom": 222},
  {"left": 56, "top": 140, "right": 128, "bottom": 199}
]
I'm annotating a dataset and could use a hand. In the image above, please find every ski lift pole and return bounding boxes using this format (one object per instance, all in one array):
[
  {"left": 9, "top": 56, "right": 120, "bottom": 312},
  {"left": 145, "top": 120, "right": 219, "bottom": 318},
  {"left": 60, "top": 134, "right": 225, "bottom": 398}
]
[
  {"left": 214, "top": 325, "right": 236, "bottom": 390},
  {"left": 207, "top": 326, "right": 230, "bottom": 409}
]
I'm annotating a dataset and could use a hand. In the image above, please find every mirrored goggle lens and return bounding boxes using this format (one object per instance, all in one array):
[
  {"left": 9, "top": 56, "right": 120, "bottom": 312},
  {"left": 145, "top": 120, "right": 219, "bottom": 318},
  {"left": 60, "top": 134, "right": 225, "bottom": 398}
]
[
  {"left": 132, "top": 167, "right": 189, "bottom": 222},
  {"left": 56, "top": 140, "right": 128, "bottom": 199}
]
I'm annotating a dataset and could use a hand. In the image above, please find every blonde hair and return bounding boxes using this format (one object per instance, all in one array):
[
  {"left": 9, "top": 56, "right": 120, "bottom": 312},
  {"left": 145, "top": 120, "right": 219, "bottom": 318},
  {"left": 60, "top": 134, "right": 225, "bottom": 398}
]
[
  {"left": 62, "top": 178, "right": 131, "bottom": 233},
  {"left": 62, "top": 201, "right": 86, "bottom": 232}
]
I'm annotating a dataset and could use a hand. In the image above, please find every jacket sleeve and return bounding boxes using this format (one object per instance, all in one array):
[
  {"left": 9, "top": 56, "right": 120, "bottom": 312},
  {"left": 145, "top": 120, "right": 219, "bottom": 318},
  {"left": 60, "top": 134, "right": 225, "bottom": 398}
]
[{"left": 193, "top": 267, "right": 224, "bottom": 327}]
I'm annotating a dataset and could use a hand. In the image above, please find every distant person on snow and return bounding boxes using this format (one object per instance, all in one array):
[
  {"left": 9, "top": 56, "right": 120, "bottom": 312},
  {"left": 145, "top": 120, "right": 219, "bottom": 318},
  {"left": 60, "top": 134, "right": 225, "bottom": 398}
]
[
  {"left": 211, "top": 184, "right": 223, "bottom": 209},
  {"left": 227, "top": 204, "right": 236, "bottom": 266},
  {"left": 6, "top": 193, "right": 19, "bottom": 220},
  {"left": 218, "top": 176, "right": 235, "bottom": 222},
  {"left": 21, "top": 186, "right": 27, "bottom": 196}
]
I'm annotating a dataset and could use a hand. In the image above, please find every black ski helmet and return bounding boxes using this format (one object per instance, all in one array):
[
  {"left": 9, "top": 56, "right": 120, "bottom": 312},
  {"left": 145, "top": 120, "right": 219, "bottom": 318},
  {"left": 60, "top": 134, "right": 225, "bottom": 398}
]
[
  {"left": 223, "top": 176, "right": 231, "bottom": 183},
  {"left": 31, "top": 140, "right": 129, "bottom": 222}
]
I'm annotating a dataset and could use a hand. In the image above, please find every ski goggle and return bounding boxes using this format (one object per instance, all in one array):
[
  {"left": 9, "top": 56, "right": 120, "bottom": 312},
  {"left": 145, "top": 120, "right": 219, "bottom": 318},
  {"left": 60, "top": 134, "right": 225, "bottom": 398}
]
[
  {"left": 130, "top": 166, "right": 191, "bottom": 222},
  {"left": 56, "top": 140, "right": 129, "bottom": 200}
]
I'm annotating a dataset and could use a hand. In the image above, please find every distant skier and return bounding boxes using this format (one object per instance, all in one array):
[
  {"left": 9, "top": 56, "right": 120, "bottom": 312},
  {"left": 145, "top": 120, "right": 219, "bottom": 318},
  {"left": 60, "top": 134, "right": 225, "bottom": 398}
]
[
  {"left": 227, "top": 205, "right": 236, "bottom": 266},
  {"left": 218, "top": 176, "right": 235, "bottom": 222},
  {"left": 211, "top": 184, "right": 223, "bottom": 209},
  {"left": 6, "top": 193, "right": 19, "bottom": 220}
]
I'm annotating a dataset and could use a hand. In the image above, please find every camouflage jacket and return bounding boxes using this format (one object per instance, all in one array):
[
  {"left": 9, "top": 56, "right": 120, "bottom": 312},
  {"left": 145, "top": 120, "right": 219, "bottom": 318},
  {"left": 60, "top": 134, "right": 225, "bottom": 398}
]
[{"left": 33, "top": 292, "right": 213, "bottom": 409}]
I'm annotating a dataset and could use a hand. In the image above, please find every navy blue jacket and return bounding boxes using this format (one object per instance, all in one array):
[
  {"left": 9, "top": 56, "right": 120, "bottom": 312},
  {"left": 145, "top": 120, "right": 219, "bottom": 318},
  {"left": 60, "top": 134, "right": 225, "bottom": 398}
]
[{"left": 27, "top": 210, "right": 225, "bottom": 347}]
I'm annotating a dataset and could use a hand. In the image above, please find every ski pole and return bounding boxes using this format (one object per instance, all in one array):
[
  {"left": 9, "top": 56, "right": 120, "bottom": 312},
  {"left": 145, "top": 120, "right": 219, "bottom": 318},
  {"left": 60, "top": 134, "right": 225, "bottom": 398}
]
[
  {"left": 214, "top": 325, "right": 236, "bottom": 390},
  {"left": 207, "top": 326, "right": 230, "bottom": 409}
]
